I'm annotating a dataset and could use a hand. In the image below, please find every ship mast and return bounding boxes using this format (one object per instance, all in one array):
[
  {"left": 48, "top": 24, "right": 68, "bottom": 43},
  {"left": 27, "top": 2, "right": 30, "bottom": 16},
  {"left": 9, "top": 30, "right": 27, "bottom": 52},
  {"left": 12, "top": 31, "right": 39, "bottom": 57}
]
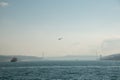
[{"left": 42, "top": 52, "right": 44, "bottom": 59}]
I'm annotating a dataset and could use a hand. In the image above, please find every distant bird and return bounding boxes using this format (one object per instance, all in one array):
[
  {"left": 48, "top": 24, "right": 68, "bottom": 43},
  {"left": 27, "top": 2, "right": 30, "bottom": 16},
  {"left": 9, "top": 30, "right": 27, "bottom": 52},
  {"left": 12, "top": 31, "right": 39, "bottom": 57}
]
[{"left": 58, "top": 37, "right": 63, "bottom": 40}]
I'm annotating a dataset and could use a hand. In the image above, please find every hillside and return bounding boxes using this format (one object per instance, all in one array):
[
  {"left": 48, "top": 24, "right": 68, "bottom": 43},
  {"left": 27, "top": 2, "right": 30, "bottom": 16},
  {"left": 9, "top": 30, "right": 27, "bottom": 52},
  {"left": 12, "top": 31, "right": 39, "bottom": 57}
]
[{"left": 101, "top": 53, "right": 120, "bottom": 60}]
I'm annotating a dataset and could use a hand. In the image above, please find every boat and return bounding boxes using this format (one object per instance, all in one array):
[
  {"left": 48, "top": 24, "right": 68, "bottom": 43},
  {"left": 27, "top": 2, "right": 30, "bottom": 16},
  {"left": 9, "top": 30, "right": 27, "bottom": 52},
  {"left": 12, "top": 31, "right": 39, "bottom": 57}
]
[{"left": 10, "top": 57, "right": 18, "bottom": 62}]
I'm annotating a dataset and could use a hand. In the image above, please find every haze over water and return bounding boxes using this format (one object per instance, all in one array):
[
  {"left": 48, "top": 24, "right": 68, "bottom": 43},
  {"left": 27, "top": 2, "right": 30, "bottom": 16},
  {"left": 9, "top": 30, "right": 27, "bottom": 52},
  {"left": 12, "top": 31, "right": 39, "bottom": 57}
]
[{"left": 1, "top": 0, "right": 120, "bottom": 57}]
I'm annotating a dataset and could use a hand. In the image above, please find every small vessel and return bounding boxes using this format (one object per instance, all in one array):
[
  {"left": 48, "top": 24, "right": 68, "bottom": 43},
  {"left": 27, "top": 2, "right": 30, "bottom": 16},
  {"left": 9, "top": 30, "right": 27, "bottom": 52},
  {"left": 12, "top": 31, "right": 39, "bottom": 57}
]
[{"left": 10, "top": 57, "right": 18, "bottom": 62}]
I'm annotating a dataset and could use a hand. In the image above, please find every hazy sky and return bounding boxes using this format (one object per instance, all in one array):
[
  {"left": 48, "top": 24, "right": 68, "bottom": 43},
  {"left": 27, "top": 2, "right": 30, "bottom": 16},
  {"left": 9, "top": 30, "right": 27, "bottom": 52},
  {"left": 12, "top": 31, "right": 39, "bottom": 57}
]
[{"left": 1, "top": 0, "right": 120, "bottom": 57}]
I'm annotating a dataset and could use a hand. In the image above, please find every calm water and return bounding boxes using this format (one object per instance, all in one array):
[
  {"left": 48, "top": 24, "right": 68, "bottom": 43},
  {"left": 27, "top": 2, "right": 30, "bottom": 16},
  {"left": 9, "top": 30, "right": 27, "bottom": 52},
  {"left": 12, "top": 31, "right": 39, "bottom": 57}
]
[{"left": 0, "top": 61, "right": 120, "bottom": 80}]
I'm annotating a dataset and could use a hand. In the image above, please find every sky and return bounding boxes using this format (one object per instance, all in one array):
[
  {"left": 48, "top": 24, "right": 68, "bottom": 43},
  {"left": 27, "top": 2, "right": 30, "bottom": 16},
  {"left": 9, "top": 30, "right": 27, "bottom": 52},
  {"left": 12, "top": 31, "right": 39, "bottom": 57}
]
[{"left": 0, "top": 0, "right": 120, "bottom": 57}]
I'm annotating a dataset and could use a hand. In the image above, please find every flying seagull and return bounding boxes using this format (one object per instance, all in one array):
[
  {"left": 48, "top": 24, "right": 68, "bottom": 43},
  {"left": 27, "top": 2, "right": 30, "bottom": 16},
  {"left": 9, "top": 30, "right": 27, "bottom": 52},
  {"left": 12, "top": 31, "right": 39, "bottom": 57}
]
[{"left": 58, "top": 37, "right": 63, "bottom": 40}]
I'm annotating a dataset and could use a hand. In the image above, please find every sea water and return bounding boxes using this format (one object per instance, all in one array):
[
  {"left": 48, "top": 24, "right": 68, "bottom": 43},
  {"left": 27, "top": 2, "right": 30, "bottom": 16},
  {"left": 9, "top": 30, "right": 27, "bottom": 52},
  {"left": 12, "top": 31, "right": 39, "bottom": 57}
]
[{"left": 0, "top": 61, "right": 120, "bottom": 80}]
